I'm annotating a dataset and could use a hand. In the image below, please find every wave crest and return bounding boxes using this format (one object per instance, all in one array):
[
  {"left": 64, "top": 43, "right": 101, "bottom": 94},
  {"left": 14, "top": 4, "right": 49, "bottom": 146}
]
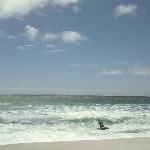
[{"left": 0, "top": 116, "right": 131, "bottom": 126}]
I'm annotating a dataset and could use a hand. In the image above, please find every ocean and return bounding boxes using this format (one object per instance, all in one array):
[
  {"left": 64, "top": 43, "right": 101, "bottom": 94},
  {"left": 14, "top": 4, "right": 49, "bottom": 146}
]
[{"left": 0, "top": 95, "right": 150, "bottom": 145}]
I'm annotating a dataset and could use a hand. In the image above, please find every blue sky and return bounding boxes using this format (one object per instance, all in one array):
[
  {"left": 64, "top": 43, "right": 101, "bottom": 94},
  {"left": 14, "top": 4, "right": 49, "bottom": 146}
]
[{"left": 0, "top": 0, "right": 150, "bottom": 96}]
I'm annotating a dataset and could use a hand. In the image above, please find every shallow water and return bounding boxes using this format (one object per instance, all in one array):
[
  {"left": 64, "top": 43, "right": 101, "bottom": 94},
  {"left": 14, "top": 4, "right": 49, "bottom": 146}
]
[{"left": 0, "top": 95, "right": 150, "bottom": 145}]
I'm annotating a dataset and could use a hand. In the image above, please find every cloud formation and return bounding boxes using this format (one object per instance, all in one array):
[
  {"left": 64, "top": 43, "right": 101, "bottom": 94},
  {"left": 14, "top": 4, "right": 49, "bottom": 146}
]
[
  {"left": 99, "top": 68, "right": 150, "bottom": 76},
  {"left": 99, "top": 69, "right": 123, "bottom": 75},
  {"left": 114, "top": 4, "right": 138, "bottom": 17},
  {"left": 72, "top": 6, "right": 82, "bottom": 13},
  {"left": 43, "top": 31, "right": 87, "bottom": 44},
  {"left": 131, "top": 68, "right": 150, "bottom": 76},
  {"left": 0, "top": 0, "right": 80, "bottom": 19},
  {"left": 44, "top": 49, "right": 66, "bottom": 54},
  {"left": 62, "top": 31, "right": 87, "bottom": 44},
  {"left": 25, "top": 25, "right": 39, "bottom": 41},
  {"left": 52, "top": 0, "right": 80, "bottom": 7},
  {"left": 70, "top": 63, "right": 98, "bottom": 69},
  {"left": 0, "top": 30, "right": 15, "bottom": 39},
  {"left": 22, "top": 25, "right": 87, "bottom": 54},
  {"left": 18, "top": 44, "right": 35, "bottom": 51},
  {"left": 43, "top": 32, "right": 59, "bottom": 42}
]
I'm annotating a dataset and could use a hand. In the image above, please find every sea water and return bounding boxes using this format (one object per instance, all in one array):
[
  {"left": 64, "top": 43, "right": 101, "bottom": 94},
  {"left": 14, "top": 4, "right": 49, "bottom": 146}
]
[{"left": 0, "top": 95, "right": 150, "bottom": 145}]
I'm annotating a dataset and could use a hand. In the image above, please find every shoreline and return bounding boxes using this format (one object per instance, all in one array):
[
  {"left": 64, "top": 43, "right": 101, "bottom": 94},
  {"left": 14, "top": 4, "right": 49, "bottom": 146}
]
[{"left": 0, "top": 137, "right": 150, "bottom": 150}]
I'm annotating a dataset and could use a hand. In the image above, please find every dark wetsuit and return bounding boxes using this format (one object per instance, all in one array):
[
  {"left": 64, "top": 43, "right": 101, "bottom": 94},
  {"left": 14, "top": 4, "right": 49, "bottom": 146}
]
[
  {"left": 97, "top": 120, "right": 109, "bottom": 130},
  {"left": 98, "top": 120, "right": 104, "bottom": 128}
]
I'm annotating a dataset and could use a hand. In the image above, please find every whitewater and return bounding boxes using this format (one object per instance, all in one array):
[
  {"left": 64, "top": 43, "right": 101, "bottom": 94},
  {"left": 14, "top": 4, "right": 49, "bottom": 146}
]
[{"left": 0, "top": 95, "right": 150, "bottom": 145}]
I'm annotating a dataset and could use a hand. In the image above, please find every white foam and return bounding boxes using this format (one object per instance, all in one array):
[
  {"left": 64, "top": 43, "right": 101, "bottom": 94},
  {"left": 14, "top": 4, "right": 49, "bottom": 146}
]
[{"left": 0, "top": 103, "right": 150, "bottom": 145}]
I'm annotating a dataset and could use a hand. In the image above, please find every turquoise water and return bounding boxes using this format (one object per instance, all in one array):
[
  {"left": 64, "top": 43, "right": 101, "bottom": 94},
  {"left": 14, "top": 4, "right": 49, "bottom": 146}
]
[{"left": 0, "top": 95, "right": 150, "bottom": 145}]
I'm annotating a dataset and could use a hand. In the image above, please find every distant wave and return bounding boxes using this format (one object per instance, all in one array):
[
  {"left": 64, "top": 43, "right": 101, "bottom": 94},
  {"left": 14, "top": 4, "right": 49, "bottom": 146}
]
[
  {"left": 115, "top": 128, "right": 150, "bottom": 134},
  {"left": 0, "top": 102, "right": 10, "bottom": 106},
  {"left": 0, "top": 116, "right": 132, "bottom": 126},
  {"left": 68, "top": 116, "right": 132, "bottom": 125}
]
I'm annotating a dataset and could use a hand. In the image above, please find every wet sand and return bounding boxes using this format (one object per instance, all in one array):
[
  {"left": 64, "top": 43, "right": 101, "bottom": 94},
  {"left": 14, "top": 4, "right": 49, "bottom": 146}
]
[{"left": 0, "top": 138, "right": 150, "bottom": 150}]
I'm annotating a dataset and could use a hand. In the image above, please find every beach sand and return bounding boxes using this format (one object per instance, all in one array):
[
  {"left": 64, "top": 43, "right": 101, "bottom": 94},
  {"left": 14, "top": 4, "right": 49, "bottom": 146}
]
[{"left": 0, "top": 138, "right": 150, "bottom": 150}]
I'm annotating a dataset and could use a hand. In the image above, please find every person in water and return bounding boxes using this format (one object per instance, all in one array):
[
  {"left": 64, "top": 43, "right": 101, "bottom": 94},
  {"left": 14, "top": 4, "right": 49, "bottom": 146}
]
[{"left": 97, "top": 119, "right": 109, "bottom": 130}]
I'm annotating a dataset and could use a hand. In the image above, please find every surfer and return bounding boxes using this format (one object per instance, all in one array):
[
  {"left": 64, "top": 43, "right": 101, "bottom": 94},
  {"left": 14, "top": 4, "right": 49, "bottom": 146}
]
[{"left": 97, "top": 119, "right": 109, "bottom": 130}]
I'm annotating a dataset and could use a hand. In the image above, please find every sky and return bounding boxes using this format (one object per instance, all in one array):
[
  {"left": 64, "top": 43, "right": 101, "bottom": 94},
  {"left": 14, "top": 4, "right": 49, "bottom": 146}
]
[{"left": 0, "top": 0, "right": 150, "bottom": 96}]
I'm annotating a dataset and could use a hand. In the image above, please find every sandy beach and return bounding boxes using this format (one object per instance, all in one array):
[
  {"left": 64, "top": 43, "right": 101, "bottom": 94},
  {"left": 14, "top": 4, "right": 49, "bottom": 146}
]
[{"left": 0, "top": 138, "right": 150, "bottom": 150}]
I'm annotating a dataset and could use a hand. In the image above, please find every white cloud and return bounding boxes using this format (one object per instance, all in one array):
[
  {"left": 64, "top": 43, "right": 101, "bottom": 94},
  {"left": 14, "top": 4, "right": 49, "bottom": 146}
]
[
  {"left": 45, "top": 44, "right": 56, "bottom": 48},
  {"left": 99, "top": 68, "right": 150, "bottom": 76},
  {"left": 70, "top": 63, "right": 99, "bottom": 71},
  {"left": 72, "top": 6, "right": 81, "bottom": 13},
  {"left": 21, "top": 27, "right": 87, "bottom": 52},
  {"left": 131, "top": 68, "right": 150, "bottom": 76},
  {"left": 18, "top": 44, "right": 35, "bottom": 51},
  {"left": 0, "top": 0, "right": 47, "bottom": 19},
  {"left": 0, "top": 0, "right": 80, "bottom": 19},
  {"left": 43, "top": 30, "right": 87, "bottom": 44},
  {"left": 7, "top": 35, "right": 16, "bottom": 39},
  {"left": 52, "top": 0, "right": 80, "bottom": 7},
  {"left": 99, "top": 69, "right": 124, "bottom": 75},
  {"left": 25, "top": 25, "right": 39, "bottom": 41},
  {"left": 114, "top": 4, "right": 138, "bottom": 17},
  {"left": 0, "top": 30, "right": 15, "bottom": 39},
  {"left": 43, "top": 32, "right": 59, "bottom": 42},
  {"left": 62, "top": 31, "right": 87, "bottom": 44},
  {"left": 44, "top": 49, "right": 66, "bottom": 54}
]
